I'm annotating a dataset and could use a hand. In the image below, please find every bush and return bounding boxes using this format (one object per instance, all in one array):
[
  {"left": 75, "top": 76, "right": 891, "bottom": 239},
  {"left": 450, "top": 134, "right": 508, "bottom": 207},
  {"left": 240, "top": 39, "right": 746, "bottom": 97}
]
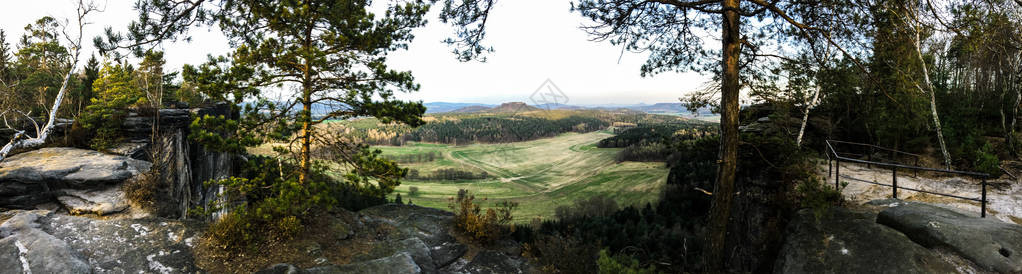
[
  {"left": 554, "top": 195, "right": 619, "bottom": 222},
  {"left": 597, "top": 249, "right": 658, "bottom": 274},
  {"left": 974, "top": 142, "right": 1001, "bottom": 176},
  {"left": 524, "top": 234, "right": 600, "bottom": 273},
  {"left": 448, "top": 189, "right": 518, "bottom": 244},
  {"left": 408, "top": 186, "right": 420, "bottom": 197}
]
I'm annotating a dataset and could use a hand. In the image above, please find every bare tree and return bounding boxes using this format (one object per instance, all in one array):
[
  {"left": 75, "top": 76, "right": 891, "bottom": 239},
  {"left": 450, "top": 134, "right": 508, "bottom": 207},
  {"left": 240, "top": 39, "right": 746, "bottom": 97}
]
[{"left": 0, "top": 0, "right": 98, "bottom": 161}]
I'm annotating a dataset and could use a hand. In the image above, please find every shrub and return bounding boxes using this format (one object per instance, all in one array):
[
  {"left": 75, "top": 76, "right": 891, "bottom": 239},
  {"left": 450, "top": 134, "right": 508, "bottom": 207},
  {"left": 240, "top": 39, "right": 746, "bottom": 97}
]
[
  {"left": 448, "top": 189, "right": 518, "bottom": 244},
  {"left": 523, "top": 234, "right": 599, "bottom": 273},
  {"left": 554, "top": 195, "right": 619, "bottom": 222},
  {"left": 597, "top": 249, "right": 658, "bottom": 274},
  {"left": 974, "top": 142, "right": 1001, "bottom": 176},
  {"left": 408, "top": 186, "right": 420, "bottom": 197}
]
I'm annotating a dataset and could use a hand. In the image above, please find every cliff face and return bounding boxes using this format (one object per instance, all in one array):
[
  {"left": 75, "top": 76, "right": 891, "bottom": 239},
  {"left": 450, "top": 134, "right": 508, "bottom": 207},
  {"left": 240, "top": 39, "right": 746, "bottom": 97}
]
[{"left": 0, "top": 105, "right": 236, "bottom": 220}]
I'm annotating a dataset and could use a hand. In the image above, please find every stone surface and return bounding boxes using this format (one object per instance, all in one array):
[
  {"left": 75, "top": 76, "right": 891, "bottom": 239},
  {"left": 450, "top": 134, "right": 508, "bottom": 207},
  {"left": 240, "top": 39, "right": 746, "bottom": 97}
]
[
  {"left": 0, "top": 147, "right": 151, "bottom": 209},
  {"left": 460, "top": 250, "right": 530, "bottom": 274},
  {"left": 773, "top": 208, "right": 959, "bottom": 274},
  {"left": 877, "top": 201, "right": 1022, "bottom": 273},
  {"left": 0, "top": 212, "right": 92, "bottom": 274},
  {"left": 327, "top": 252, "right": 422, "bottom": 274},
  {"left": 0, "top": 210, "right": 203, "bottom": 273},
  {"left": 56, "top": 185, "right": 130, "bottom": 215},
  {"left": 360, "top": 204, "right": 471, "bottom": 269},
  {"left": 0, "top": 147, "right": 150, "bottom": 184},
  {"left": 263, "top": 204, "right": 534, "bottom": 274}
]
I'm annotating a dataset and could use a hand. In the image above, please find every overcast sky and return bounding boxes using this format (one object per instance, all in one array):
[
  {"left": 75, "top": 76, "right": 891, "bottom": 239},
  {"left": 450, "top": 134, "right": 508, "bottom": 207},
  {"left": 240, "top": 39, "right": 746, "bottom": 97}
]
[{"left": 0, "top": 0, "right": 710, "bottom": 105}]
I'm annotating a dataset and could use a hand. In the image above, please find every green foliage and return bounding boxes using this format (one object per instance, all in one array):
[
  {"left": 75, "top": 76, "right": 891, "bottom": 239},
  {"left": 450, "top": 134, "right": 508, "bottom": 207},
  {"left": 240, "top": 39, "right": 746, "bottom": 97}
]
[
  {"left": 597, "top": 249, "right": 658, "bottom": 274},
  {"left": 795, "top": 178, "right": 845, "bottom": 219},
  {"left": 202, "top": 153, "right": 395, "bottom": 252},
  {"left": 973, "top": 142, "right": 1001, "bottom": 176},
  {"left": 408, "top": 186, "right": 420, "bottom": 197},
  {"left": 406, "top": 168, "right": 487, "bottom": 180},
  {"left": 404, "top": 115, "right": 609, "bottom": 145},
  {"left": 448, "top": 189, "right": 518, "bottom": 244},
  {"left": 79, "top": 62, "right": 142, "bottom": 150},
  {"left": 524, "top": 234, "right": 599, "bottom": 274}
]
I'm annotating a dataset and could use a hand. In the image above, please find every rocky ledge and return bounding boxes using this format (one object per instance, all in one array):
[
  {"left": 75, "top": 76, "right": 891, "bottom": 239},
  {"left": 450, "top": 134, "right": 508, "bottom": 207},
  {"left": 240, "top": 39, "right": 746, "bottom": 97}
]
[
  {"left": 0, "top": 210, "right": 202, "bottom": 273},
  {"left": 0, "top": 147, "right": 150, "bottom": 215},
  {"left": 776, "top": 199, "right": 1022, "bottom": 273},
  {"left": 259, "top": 204, "right": 537, "bottom": 274},
  {"left": 0, "top": 204, "right": 536, "bottom": 273}
]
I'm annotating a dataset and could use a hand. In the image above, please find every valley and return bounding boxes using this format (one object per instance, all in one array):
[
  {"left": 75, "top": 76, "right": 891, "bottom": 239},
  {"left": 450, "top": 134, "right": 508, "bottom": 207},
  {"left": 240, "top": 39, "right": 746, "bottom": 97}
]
[{"left": 378, "top": 130, "right": 669, "bottom": 221}]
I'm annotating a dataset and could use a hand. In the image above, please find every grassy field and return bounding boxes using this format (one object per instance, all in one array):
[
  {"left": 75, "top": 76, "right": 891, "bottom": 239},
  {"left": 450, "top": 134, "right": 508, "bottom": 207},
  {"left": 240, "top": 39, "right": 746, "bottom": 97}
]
[{"left": 379, "top": 131, "right": 669, "bottom": 222}]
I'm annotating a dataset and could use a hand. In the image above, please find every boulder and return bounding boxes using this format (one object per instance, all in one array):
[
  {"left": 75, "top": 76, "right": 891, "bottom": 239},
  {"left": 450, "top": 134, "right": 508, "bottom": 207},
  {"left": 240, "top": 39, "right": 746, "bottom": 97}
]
[
  {"left": 56, "top": 185, "right": 130, "bottom": 215},
  {"left": 316, "top": 252, "right": 422, "bottom": 274},
  {"left": 459, "top": 250, "right": 530, "bottom": 274},
  {"left": 353, "top": 237, "right": 436, "bottom": 273},
  {"left": 0, "top": 147, "right": 151, "bottom": 209},
  {"left": 0, "top": 212, "right": 91, "bottom": 274},
  {"left": 360, "top": 204, "right": 469, "bottom": 269},
  {"left": 774, "top": 208, "right": 958, "bottom": 274},
  {"left": 0, "top": 210, "right": 203, "bottom": 273},
  {"left": 877, "top": 201, "right": 1022, "bottom": 273}
]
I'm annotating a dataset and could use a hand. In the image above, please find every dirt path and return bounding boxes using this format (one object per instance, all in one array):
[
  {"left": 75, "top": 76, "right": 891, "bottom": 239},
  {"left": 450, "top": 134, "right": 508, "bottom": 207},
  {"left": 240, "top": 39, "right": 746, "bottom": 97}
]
[{"left": 822, "top": 160, "right": 1022, "bottom": 224}]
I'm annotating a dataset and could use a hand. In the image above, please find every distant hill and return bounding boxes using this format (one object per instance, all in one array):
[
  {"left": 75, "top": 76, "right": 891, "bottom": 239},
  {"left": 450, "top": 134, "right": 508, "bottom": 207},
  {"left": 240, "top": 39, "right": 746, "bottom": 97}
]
[
  {"left": 450, "top": 105, "right": 492, "bottom": 113},
  {"left": 448, "top": 102, "right": 541, "bottom": 113},
  {"left": 424, "top": 101, "right": 715, "bottom": 116},
  {"left": 423, "top": 102, "right": 494, "bottom": 113},
  {"left": 628, "top": 103, "right": 686, "bottom": 113}
]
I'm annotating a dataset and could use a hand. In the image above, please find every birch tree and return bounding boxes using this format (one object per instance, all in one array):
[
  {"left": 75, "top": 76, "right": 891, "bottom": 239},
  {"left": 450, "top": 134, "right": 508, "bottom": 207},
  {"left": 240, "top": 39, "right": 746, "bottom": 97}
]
[{"left": 0, "top": 0, "right": 98, "bottom": 161}]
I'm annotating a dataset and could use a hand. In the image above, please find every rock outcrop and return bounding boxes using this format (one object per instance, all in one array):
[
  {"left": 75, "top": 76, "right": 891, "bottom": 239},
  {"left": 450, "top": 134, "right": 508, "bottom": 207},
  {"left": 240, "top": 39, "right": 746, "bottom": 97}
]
[
  {"left": 258, "top": 204, "right": 536, "bottom": 274},
  {"left": 774, "top": 208, "right": 959, "bottom": 274},
  {"left": 0, "top": 210, "right": 202, "bottom": 273},
  {"left": 0, "top": 147, "right": 150, "bottom": 213},
  {"left": 777, "top": 200, "right": 1022, "bottom": 273},
  {"left": 877, "top": 201, "right": 1022, "bottom": 273}
]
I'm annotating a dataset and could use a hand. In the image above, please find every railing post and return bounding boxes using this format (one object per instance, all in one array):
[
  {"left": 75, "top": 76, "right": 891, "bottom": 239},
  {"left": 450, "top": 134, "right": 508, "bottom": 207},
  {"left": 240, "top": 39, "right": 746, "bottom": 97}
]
[
  {"left": 835, "top": 160, "right": 840, "bottom": 190},
  {"left": 913, "top": 157, "right": 919, "bottom": 178},
  {"left": 892, "top": 167, "right": 898, "bottom": 199},
  {"left": 981, "top": 178, "right": 987, "bottom": 218},
  {"left": 868, "top": 147, "right": 873, "bottom": 168}
]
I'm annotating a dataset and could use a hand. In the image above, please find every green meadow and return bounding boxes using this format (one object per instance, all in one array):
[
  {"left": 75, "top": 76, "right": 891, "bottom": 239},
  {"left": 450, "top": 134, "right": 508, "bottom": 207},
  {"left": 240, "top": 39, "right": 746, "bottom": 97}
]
[{"left": 379, "top": 131, "right": 669, "bottom": 222}]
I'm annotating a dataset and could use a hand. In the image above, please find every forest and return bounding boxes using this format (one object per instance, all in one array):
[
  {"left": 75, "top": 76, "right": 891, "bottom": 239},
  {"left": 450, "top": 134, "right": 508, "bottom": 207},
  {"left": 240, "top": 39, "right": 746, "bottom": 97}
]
[{"left": 0, "top": 0, "right": 1018, "bottom": 273}]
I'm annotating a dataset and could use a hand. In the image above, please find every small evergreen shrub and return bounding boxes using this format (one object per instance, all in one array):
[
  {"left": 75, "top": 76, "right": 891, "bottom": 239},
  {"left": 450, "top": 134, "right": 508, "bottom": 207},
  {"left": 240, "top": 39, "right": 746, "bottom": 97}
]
[
  {"left": 597, "top": 249, "right": 658, "bottom": 274},
  {"left": 448, "top": 189, "right": 518, "bottom": 244}
]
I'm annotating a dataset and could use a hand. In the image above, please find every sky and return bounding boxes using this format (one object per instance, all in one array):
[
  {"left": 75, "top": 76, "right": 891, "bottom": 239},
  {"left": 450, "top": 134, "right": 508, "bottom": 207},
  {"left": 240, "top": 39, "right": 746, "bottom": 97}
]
[{"left": 0, "top": 0, "right": 711, "bottom": 106}]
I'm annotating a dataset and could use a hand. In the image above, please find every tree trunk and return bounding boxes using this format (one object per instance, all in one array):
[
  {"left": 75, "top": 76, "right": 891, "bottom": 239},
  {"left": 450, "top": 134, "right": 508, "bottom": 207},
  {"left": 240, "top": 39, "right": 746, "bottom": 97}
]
[
  {"left": 707, "top": 0, "right": 741, "bottom": 271},
  {"left": 299, "top": 74, "right": 312, "bottom": 184},
  {"left": 796, "top": 87, "right": 820, "bottom": 148},
  {"left": 911, "top": 13, "right": 951, "bottom": 170},
  {"left": 298, "top": 23, "right": 314, "bottom": 184}
]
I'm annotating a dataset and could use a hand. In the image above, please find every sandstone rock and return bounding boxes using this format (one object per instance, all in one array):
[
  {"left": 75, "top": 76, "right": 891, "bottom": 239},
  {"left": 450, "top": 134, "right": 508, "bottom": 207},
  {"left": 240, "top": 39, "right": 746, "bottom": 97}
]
[
  {"left": 317, "top": 252, "right": 422, "bottom": 274},
  {"left": 0, "top": 211, "right": 202, "bottom": 273},
  {"left": 0, "top": 147, "right": 151, "bottom": 209},
  {"left": 353, "top": 237, "right": 436, "bottom": 273},
  {"left": 774, "top": 208, "right": 958, "bottom": 274},
  {"left": 56, "top": 185, "right": 130, "bottom": 215},
  {"left": 0, "top": 212, "right": 91, "bottom": 274},
  {"left": 360, "top": 204, "right": 469, "bottom": 269},
  {"left": 460, "top": 250, "right": 530, "bottom": 274},
  {"left": 877, "top": 201, "right": 1022, "bottom": 273},
  {"left": 0, "top": 147, "right": 150, "bottom": 184}
]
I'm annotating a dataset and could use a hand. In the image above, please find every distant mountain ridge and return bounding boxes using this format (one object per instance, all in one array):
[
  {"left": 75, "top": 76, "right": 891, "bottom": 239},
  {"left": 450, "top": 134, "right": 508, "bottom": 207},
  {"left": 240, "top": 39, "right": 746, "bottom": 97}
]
[
  {"left": 424, "top": 101, "right": 713, "bottom": 115},
  {"left": 423, "top": 102, "right": 494, "bottom": 113}
]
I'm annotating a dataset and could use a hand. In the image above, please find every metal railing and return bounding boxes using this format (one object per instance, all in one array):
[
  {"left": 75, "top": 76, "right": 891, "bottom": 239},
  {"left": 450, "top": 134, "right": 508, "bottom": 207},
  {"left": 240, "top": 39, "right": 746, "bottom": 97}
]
[{"left": 825, "top": 140, "right": 991, "bottom": 218}]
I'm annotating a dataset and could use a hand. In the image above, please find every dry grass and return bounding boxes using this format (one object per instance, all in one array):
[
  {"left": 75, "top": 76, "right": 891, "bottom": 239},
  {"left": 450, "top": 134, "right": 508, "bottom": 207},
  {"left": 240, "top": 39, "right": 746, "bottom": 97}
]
[{"left": 194, "top": 210, "right": 377, "bottom": 273}]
